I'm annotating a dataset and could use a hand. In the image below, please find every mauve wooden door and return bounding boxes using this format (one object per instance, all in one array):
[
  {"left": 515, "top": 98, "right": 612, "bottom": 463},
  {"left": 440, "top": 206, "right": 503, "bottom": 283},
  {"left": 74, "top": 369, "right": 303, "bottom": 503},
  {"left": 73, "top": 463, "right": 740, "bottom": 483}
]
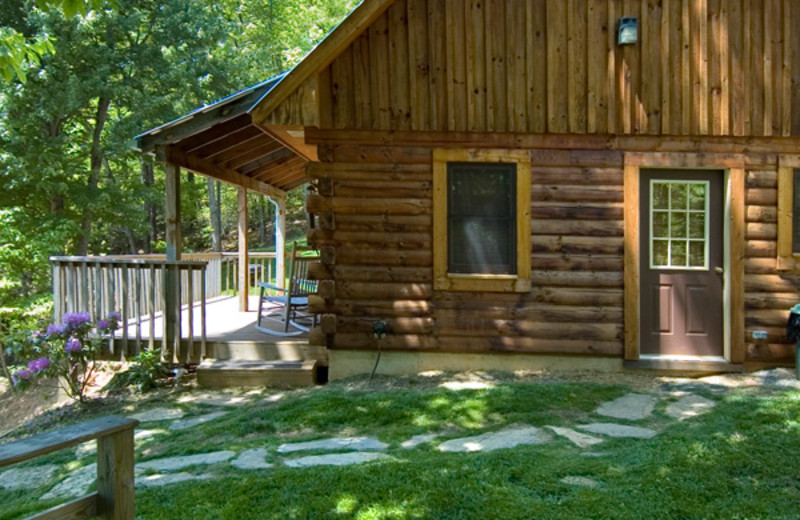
[{"left": 640, "top": 170, "right": 724, "bottom": 357}]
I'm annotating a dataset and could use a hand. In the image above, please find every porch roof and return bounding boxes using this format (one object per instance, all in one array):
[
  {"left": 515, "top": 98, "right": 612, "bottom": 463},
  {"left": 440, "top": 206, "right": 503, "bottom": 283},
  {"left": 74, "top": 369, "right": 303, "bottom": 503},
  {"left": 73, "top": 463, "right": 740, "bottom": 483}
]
[{"left": 132, "top": 74, "right": 308, "bottom": 198}]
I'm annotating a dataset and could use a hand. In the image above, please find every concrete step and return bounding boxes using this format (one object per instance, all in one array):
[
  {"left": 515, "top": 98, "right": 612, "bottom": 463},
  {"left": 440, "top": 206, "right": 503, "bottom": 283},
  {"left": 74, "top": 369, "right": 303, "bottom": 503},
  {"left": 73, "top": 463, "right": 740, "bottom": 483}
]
[{"left": 197, "top": 359, "right": 317, "bottom": 388}]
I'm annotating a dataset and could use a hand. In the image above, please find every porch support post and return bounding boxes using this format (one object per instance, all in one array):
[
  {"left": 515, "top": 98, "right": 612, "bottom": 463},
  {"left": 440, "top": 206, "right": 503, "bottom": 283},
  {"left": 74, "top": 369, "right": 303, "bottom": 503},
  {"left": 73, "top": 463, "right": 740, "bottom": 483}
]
[
  {"left": 238, "top": 187, "right": 249, "bottom": 312},
  {"left": 164, "top": 162, "right": 182, "bottom": 262},
  {"left": 273, "top": 196, "right": 286, "bottom": 288},
  {"left": 164, "top": 161, "right": 181, "bottom": 361}
]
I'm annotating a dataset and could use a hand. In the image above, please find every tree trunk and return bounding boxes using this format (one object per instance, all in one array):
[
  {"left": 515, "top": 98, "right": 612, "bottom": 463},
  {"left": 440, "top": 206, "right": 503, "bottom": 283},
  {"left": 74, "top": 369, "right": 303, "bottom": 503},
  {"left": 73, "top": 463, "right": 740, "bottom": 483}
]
[
  {"left": 208, "top": 177, "right": 222, "bottom": 251},
  {"left": 76, "top": 96, "right": 111, "bottom": 256},
  {"left": 141, "top": 155, "right": 156, "bottom": 253}
]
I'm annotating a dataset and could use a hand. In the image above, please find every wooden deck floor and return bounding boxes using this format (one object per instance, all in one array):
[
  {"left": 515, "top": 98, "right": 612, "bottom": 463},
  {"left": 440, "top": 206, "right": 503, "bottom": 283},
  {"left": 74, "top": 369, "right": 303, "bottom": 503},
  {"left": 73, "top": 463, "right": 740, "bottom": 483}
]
[{"left": 117, "top": 295, "right": 307, "bottom": 345}]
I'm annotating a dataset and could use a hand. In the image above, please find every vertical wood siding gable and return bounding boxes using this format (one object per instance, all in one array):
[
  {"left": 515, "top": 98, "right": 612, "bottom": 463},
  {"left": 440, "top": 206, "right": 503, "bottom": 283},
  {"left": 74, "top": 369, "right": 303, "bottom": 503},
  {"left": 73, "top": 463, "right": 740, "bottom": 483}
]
[{"left": 305, "top": 0, "right": 800, "bottom": 137}]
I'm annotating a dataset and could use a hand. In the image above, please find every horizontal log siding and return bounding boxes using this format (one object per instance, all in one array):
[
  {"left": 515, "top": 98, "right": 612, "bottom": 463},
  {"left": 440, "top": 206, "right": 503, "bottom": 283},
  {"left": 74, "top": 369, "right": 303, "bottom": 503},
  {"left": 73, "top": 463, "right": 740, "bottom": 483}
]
[
  {"left": 309, "top": 143, "right": 795, "bottom": 364},
  {"left": 307, "top": 145, "right": 624, "bottom": 356},
  {"left": 288, "top": 0, "right": 800, "bottom": 138},
  {"left": 744, "top": 163, "right": 797, "bottom": 362}
]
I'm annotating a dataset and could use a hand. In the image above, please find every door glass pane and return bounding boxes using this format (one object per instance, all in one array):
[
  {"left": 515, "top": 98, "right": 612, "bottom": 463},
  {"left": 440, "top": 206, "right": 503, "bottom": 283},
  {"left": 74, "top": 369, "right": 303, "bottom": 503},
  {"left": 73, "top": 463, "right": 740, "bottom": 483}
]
[
  {"left": 671, "top": 241, "right": 687, "bottom": 266},
  {"left": 689, "top": 241, "right": 705, "bottom": 267},
  {"left": 652, "top": 212, "right": 669, "bottom": 238},
  {"left": 689, "top": 213, "right": 705, "bottom": 238},
  {"left": 653, "top": 240, "right": 669, "bottom": 266},
  {"left": 650, "top": 180, "right": 709, "bottom": 269},
  {"left": 653, "top": 183, "right": 669, "bottom": 209},
  {"left": 670, "top": 183, "right": 687, "bottom": 209},
  {"left": 670, "top": 212, "right": 687, "bottom": 238},
  {"left": 689, "top": 184, "right": 706, "bottom": 210}
]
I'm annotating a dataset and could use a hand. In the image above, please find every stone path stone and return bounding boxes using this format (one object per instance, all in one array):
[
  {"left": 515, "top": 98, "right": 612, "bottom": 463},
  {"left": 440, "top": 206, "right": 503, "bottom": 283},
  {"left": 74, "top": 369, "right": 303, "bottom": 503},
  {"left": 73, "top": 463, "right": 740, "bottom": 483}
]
[
  {"left": 231, "top": 448, "right": 273, "bottom": 470},
  {"left": 168, "top": 411, "right": 228, "bottom": 431},
  {"left": 560, "top": 476, "right": 602, "bottom": 488},
  {"left": 41, "top": 464, "right": 96, "bottom": 501},
  {"left": 401, "top": 434, "right": 438, "bottom": 450},
  {"left": 136, "top": 451, "right": 235, "bottom": 473},
  {"left": 752, "top": 368, "right": 800, "bottom": 389},
  {"left": 262, "top": 393, "right": 285, "bottom": 404},
  {"left": 283, "top": 452, "right": 393, "bottom": 468},
  {"left": 437, "top": 426, "right": 552, "bottom": 453},
  {"left": 440, "top": 381, "right": 494, "bottom": 391},
  {"left": 0, "top": 465, "right": 58, "bottom": 490},
  {"left": 129, "top": 407, "right": 185, "bottom": 423},
  {"left": 577, "top": 423, "right": 658, "bottom": 439},
  {"left": 545, "top": 426, "right": 604, "bottom": 448},
  {"left": 277, "top": 437, "right": 388, "bottom": 454},
  {"left": 596, "top": 393, "right": 656, "bottom": 421},
  {"left": 136, "top": 472, "right": 212, "bottom": 488},
  {"left": 76, "top": 430, "right": 157, "bottom": 459},
  {"left": 580, "top": 452, "right": 607, "bottom": 458},
  {"left": 665, "top": 394, "right": 717, "bottom": 420},
  {"left": 660, "top": 380, "right": 728, "bottom": 395}
]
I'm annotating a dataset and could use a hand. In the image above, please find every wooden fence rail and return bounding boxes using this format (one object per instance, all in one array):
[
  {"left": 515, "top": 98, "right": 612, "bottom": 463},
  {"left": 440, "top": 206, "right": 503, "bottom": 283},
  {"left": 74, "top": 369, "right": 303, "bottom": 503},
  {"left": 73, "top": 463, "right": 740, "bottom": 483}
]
[
  {"left": 0, "top": 415, "right": 138, "bottom": 520},
  {"left": 50, "top": 256, "right": 208, "bottom": 364}
]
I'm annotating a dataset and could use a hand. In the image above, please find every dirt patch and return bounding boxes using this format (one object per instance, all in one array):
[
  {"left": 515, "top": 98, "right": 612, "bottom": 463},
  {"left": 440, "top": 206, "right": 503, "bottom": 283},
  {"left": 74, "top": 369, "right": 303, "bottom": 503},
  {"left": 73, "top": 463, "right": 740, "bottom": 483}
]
[
  {"left": 0, "top": 366, "right": 119, "bottom": 439},
  {"left": 0, "top": 377, "right": 67, "bottom": 438}
]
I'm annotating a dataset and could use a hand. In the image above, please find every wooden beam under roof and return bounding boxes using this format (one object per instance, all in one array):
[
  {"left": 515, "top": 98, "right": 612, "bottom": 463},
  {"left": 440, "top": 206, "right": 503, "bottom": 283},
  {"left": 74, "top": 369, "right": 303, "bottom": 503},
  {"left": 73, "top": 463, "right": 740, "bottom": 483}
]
[
  {"left": 203, "top": 133, "right": 271, "bottom": 164},
  {"left": 166, "top": 146, "right": 286, "bottom": 200},
  {"left": 190, "top": 126, "right": 264, "bottom": 158},
  {"left": 240, "top": 147, "right": 295, "bottom": 176},
  {"left": 174, "top": 114, "right": 253, "bottom": 153},
  {"left": 251, "top": 154, "right": 307, "bottom": 182},
  {"left": 222, "top": 139, "right": 285, "bottom": 170},
  {"left": 249, "top": 0, "right": 397, "bottom": 125}
]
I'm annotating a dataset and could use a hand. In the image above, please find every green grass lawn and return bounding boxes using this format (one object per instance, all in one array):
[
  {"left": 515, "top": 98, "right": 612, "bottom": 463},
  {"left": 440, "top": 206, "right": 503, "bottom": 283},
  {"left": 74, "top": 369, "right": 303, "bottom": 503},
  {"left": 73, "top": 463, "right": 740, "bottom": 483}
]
[{"left": 2, "top": 373, "right": 800, "bottom": 519}]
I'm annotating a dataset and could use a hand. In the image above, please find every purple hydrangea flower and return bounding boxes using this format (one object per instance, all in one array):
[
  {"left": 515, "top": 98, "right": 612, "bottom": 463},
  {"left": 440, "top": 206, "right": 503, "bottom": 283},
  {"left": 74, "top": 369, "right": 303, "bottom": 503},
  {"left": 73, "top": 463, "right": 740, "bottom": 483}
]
[
  {"left": 63, "top": 312, "right": 92, "bottom": 331},
  {"left": 64, "top": 337, "right": 83, "bottom": 353},
  {"left": 97, "top": 319, "right": 110, "bottom": 331},
  {"left": 106, "top": 311, "right": 121, "bottom": 330},
  {"left": 46, "top": 323, "right": 67, "bottom": 336},
  {"left": 14, "top": 368, "right": 31, "bottom": 380},
  {"left": 27, "top": 357, "right": 50, "bottom": 373}
]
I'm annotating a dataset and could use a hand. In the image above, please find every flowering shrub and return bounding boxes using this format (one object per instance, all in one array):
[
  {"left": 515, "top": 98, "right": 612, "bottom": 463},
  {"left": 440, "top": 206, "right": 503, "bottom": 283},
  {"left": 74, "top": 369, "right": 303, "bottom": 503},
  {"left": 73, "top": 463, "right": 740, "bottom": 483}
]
[{"left": 10, "top": 311, "right": 120, "bottom": 402}]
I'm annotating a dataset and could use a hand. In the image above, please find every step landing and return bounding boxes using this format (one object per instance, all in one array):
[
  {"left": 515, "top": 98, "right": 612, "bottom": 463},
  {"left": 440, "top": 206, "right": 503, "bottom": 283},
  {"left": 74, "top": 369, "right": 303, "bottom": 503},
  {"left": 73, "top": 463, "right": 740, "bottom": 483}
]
[{"left": 197, "top": 359, "right": 317, "bottom": 389}]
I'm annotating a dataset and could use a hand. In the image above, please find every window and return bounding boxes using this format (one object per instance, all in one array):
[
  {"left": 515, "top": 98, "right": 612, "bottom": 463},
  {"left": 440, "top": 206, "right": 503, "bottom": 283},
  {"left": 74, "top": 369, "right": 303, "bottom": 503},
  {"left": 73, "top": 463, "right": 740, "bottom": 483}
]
[
  {"left": 776, "top": 157, "right": 800, "bottom": 270},
  {"left": 649, "top": 180, "right": 709, "bottom": 270},
  {"left": 433, "top": 149, "right": 530, "bottom": 292}
]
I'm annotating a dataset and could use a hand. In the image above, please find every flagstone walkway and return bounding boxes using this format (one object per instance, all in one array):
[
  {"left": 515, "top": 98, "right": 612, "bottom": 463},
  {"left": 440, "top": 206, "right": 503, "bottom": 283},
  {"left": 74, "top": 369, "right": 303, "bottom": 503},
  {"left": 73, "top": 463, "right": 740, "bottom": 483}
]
[{"left": 5, "top": 368, "right": 797, "bottom": 501}]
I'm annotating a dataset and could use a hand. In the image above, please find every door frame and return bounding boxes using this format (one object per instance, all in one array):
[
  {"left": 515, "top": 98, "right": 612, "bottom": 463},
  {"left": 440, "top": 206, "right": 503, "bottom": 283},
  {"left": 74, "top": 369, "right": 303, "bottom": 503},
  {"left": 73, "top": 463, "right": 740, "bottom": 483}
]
[{"left": 623, "top": 152, "right": 745, "bottom": 363}]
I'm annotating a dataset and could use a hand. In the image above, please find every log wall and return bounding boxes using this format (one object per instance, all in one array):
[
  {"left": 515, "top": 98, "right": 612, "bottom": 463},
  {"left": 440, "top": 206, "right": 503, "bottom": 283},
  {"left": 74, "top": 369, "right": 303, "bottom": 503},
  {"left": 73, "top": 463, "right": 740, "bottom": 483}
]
[
  {"left": 306, "top": 142, "right": 798, "bottom": 364},
  {"left": 269, "top": 0, "right": 800, "bottom": 138}
]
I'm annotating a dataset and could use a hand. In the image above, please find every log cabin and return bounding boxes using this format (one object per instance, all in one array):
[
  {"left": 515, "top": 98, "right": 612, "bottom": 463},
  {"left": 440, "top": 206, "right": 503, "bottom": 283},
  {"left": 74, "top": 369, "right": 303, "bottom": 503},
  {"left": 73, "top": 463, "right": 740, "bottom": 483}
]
[{"left": 142, "top": 0, "right": 800, "bottom": 379}]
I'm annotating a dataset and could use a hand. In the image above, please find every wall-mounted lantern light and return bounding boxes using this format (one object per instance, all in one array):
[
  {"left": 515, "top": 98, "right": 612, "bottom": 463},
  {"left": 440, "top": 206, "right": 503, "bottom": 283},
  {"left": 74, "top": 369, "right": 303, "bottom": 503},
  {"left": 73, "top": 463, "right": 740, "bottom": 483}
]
[{"left": 617, "top": 17, "right": 638, "bottom": 45}]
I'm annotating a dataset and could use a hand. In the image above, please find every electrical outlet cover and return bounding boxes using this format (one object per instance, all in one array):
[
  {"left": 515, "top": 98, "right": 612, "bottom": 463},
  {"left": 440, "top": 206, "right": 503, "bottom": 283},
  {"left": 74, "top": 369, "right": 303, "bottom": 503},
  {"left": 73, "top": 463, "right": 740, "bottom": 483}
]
[{"left": 752, "top": 330, "right": 768, "bottom": 340}]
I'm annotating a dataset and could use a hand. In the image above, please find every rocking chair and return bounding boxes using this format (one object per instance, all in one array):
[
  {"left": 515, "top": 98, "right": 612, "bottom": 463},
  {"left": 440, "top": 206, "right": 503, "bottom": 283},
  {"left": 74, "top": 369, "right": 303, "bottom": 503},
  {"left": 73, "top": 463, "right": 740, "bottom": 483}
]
[{"left": 256, "top": 244, "right": 319, "bottom": 336}]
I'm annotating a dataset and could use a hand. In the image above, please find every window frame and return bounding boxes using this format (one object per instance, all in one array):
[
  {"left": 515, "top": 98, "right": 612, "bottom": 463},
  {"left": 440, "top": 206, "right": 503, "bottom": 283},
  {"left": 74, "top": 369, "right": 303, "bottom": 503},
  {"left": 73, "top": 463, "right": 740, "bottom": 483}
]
[
  {"left": 777, "top": 155, "right": 800, "bottom": 270},
  {"left": 433, "top": 149, "right": 531, "bottom": 292}
]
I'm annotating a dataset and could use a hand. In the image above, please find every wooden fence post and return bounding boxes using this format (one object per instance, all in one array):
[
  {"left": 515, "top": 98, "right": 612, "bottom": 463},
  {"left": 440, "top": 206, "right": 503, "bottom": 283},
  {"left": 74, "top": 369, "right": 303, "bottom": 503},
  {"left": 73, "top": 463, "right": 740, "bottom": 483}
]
[{"left": 95, "top": 426, "right": 135, "bottom": 520}]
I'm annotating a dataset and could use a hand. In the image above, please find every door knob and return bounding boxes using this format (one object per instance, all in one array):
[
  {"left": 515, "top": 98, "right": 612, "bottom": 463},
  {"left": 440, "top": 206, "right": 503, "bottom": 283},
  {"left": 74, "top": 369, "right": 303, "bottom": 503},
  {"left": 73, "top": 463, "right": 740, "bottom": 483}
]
[{"left": 714, "top": 266, "right": 724, "bottom": 275}]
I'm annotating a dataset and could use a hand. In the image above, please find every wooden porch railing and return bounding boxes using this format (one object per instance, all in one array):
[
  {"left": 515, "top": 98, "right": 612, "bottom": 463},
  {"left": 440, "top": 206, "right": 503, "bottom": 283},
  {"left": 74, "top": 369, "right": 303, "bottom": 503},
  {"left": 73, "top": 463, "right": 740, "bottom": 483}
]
[
  {"left": 51, "top": 256, "right": 208, "bottom": 364},
  {"left": 50, "top": 252, "right": 282, "bottom": 364},
  {"left": 0, "top": 415, "right": 138, "bottom": 520}
]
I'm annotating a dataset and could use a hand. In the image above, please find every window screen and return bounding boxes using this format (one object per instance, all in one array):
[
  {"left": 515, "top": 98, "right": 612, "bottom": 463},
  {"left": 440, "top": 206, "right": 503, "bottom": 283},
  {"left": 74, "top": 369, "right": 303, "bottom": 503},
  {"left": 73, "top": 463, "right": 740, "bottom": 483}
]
[{"left": 447, "top": 162, "right": 516, "bottom": 274}]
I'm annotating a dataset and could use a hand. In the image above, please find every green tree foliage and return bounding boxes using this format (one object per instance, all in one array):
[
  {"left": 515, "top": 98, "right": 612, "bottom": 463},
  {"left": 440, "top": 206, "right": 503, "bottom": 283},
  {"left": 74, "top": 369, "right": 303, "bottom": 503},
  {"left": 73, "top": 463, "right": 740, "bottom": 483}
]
[{"left": 0, "top": 0, "right": 355, "bottom": 303}]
